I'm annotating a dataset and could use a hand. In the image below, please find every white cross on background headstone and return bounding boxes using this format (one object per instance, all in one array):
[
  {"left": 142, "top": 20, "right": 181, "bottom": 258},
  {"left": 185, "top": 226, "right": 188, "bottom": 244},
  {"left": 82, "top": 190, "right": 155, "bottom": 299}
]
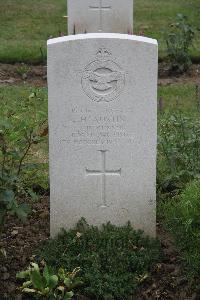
[
  {"left": 89, "top": 0, "right": 111, "bottom": 32},
  {"left": 67, "top": 0, "right": 134, "bottom": 34},
  {"left": 86, "top": 150, "right": 121, "bottom": 207}
]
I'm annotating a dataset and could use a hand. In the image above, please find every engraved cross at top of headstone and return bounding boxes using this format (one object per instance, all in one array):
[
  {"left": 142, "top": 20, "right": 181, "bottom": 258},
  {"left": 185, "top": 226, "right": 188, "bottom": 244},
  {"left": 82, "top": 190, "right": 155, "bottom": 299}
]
[
  {"left": 89, "top": 0, "right": 111, "bottom": 32},
  {"left": 86, "top": 150, "right": 121, "bottom": 207}
]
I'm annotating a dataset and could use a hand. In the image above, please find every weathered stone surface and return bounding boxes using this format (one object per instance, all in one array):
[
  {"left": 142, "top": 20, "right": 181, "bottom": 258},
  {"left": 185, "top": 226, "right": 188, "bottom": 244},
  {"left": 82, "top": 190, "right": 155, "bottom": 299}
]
[
  {"left": 48, "top": 33, "right": 158, "bottom": 237},
  {"left": 67, "top": 0, "right": 133, "bottom": 34}
]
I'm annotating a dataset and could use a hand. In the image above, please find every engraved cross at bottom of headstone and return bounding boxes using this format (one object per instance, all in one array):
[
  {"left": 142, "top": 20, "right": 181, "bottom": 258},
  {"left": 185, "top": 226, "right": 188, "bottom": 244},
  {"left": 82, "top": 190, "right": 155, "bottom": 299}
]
[
  {"left": 89, "top": 0, "right": 111, "bottom": 32},
  {"left": 86, "top": 150, "right": 121, "bottom": 207}
]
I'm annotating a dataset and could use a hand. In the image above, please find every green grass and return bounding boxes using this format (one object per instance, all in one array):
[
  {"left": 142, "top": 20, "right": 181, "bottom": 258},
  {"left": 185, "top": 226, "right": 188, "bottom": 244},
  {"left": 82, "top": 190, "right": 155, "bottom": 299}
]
[
  {"left": 0, "top": 0, "right": 67, "bottom": 63},
  {"left": 0, "top": 0, "right": 199, "bottom": 63},
  {"left": 0, "top": 82, "right": 197, "bottom": 118},
  {"left": 0, "top": 85, "right": 47, "bottom": 102},
  {"left": 158, "top": 83, "right": 200, "bottom": 112}
]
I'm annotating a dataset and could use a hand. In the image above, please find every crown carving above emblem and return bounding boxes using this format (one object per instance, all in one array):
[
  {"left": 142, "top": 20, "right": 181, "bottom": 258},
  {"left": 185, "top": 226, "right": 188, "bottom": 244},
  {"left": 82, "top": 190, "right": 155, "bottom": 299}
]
[{"left": 96, "top": 47, "right": 111, "bottom": 60}]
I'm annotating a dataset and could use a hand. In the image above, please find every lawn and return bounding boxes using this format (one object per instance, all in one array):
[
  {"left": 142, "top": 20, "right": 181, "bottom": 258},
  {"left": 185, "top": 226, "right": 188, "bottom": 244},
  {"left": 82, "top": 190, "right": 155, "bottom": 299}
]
[
  {"left": 158, "top": 83, "right": 200, "bottom": 112},
  {"left": 0, "top": 82, "right": 198, "bottom": 119},
  {"left": 0, "top": 0, "right": 199, "bottom": 63}
]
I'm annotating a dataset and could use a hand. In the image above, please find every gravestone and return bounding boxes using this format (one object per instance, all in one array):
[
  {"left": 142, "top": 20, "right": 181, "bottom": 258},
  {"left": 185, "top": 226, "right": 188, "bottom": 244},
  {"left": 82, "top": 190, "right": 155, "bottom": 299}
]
[
  {"left": 67, "top": 0, "right": 133, "bottom": 34},
  {"left": 48, "top": 33, "right": 158, "bottom": 237}
]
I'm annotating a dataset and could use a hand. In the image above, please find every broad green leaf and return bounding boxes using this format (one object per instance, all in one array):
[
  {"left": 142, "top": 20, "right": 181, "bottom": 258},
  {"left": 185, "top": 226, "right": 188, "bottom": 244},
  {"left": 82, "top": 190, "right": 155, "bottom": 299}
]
[
  {"left": 16, "top": 270, "right": 30, "bottom": 279},
  {"left": 58, "top": 268, "right": 65, "bottom": 280},
  {"left": 30, "top": 263, "right": 40, "bottom": 272},
  {"left": 44, "top": 287, "right": 50, "bottom": 294},
  {"left": 22, "top": 280, "right": 32, "bottom": 288},
  {"left": 0, "top": 190, "right": 15, "bottom": 203},
  {"left": 64, "top": 277, "right": 71, "bottom": 288},
  {"left": 64, "top": 291, "right": 74, "bottom": 299},
  {"left": 14, "top": 203, "right": 30, "bottom": 221},
  {"left": 27, "top": 189, "right": 39, "bottom": 202},
  {"left": 70, "top": 278, "right": 83, "bottom": 289},
  {"left": 49, "top": 275, "right": 58, "bottom": 289},
  {"left": 43, "top": 265, "right": 50, "bottom": 285},
  {"left": 30, "top": 269, "right": 44, "bottom": 290}
]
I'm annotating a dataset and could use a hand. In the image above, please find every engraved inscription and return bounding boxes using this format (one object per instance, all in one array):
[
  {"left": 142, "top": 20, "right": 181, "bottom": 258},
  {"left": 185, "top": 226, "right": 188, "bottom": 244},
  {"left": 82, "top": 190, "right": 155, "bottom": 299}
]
[
  {"left": 82, "top": 48, "right": 125, "bottom": 103},
  {"left": 86, "top": 150, "right": 121, "bottom": 207},
  {"left": 61, "top": 106, "right": 136, "bottom": 145},
  {"left": 89, "top": 0, "right": 111, "bottom": 32}
]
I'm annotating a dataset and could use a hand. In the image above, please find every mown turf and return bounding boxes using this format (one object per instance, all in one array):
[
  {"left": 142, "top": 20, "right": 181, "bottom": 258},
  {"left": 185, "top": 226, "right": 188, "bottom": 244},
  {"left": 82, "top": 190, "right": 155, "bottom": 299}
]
[
  {"left": 0, "top": 0, "right": 199, "bottom": 63},
  {"left": 158, "top": 83, "right": 199, "bottom": 112},
  {"left": 0, "top": 82, "right": 197, "bottom": 114},
  {"left": 0, "top": 0, "right": 67, "bottom": 63},
  {"left": 0, "top": 83, "right": 198, "bottom": 111}
]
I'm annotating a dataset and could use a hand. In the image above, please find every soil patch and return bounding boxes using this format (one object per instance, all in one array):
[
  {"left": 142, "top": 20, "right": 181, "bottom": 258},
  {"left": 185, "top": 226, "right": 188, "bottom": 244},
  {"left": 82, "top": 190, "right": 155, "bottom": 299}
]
[
  {"left": 0, "top": 197, "right": 198, "bottom": 300},
  {"left": 0, "top": 197, "right": 49, "bottom": 300},
  {"left": 0, "top": 63, "right": 47, "bottom": 87},
  {"left": 0, "top": 63, "right": 200, "bottom": 88},
  {"left": 158, "top": 62, "right": 200, "bottom": 86}
]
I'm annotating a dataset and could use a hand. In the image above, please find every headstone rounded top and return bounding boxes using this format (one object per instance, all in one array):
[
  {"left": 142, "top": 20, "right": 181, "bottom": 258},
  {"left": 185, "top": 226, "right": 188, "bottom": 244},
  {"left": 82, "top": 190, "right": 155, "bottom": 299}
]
[{"left": 47, "top": 33, "right": 157, "bottom": 46}]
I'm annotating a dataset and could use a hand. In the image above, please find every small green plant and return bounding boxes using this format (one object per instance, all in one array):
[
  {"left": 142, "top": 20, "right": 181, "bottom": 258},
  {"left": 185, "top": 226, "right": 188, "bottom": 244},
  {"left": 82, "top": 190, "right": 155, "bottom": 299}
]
[
  {"left": 158, "top": 111, "right": 200, "bottom": 194},
  {"left": 16, "top": 64, "right": 30, "bottom": 80},
  {"left": 165, "top": 14, "right": 199, "bottom": 74},
  {"left": 38, "top": 219, "right": 162, "bottom": 300},
  {"left": 0, "top": 189, "right": 30, "bottom": 237},
  {"left": 17, "top": 262, "right": 82, "bottom": 299},
  {"left": 0, "top": 90, "right": 48, "bottom": 236},
  {"left": 161, "top": 180, "right": 200, "bottom": 283}
]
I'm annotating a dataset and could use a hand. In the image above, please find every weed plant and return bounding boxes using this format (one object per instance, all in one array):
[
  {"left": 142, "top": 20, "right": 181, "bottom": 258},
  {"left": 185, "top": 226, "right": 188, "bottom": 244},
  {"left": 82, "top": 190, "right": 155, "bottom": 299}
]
[
  {"left": 160, "top": 180, "right": 200, "bottom": 284},
  {"left": 0, "top": 89, "right": 48, "bottom": 235},
  {"left": 158, "top": 110, "right": 200, "bottom": 195},
  {"left": 38, "top": 219, "right": 162, "bottom": 300},
  {"left": 165, "top": 14, "right": 199, "bottom": 74},
  {"left": 17, "top": 262, "right": 82, "bottom": 300}
]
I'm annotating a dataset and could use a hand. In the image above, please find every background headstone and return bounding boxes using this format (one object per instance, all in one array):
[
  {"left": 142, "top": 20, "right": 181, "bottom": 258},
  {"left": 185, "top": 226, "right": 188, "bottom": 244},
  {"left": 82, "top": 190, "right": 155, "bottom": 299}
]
[
  {"left": 48, "top": 33, "right": 158, "bottom": 237},
  {"left": 67, "top": 0, "right": 133, "bottom": 34}
]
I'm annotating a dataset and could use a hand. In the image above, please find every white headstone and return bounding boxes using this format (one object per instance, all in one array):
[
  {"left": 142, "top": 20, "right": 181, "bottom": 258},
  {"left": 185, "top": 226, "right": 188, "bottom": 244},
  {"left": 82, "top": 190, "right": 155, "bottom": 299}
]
[
  {"left": 48, "top": 33, "right": 158, "bottom": 237},
  {"left": 67, "top": 0, "right": 133, "bottom": 34}
]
